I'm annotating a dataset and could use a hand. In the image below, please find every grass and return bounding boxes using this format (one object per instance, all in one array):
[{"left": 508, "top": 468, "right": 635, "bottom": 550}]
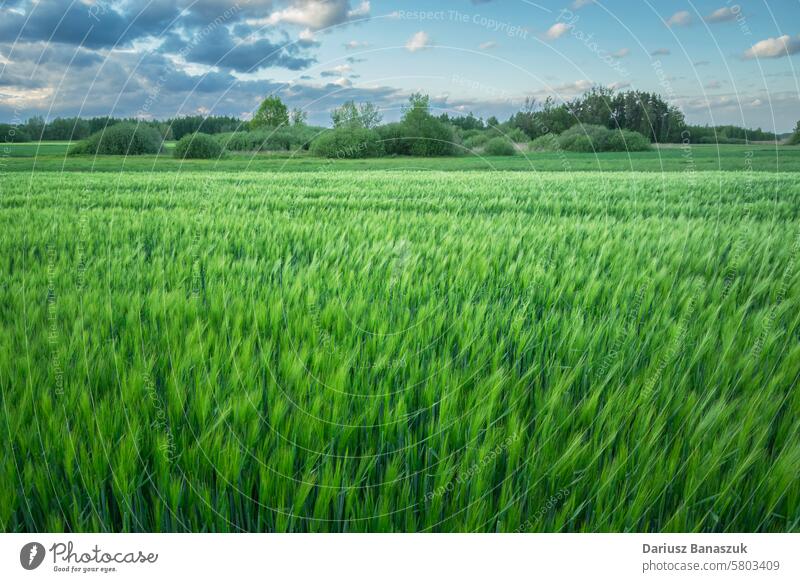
[
  {"left": 1, "top": 169, "right": 799, "bottom": 532},
  {"left": 2, "top": 142, "right": 800, "bottom": 172}
]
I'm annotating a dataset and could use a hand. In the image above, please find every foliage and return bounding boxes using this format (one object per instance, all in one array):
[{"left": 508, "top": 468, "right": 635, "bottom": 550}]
[
  {"left": 173, "top": 132, "right": 223, "bottom": 160},
  {"left": 0, "top": 123, "right": 31, "bottom": 143},
  {"left": 483, "top": 136, "right": 517, "bottom": 156},
  {"left": 528, "top": 125, "right": 650, "bottom": 153},
  {"left": 786, "top": 121, "right": 800, "bottom": 145},
  {"left": 168, "top": 115, "right": 241, "bottom": 140},
  {"left": 682, "top": 124, "right": 778, "bottom": 144},
  {"left": 509, "top": 89, "right": 685, "bottom": 143},
  {"left": 438, "top": 112, "right": 485, "bottom": 130},
  {"left": 310, "top": 127, "right": 384, "bottom": 158},
  {"left": 251, "top": 95, "right": 290, "bottom": 129},
  {"left": 529, "top": 133, "right": 560, "bottom": 151},
  {"left": 3, "top": 169, "right": 800, "bottom": 533},
  {"left": 463, "top": 132, "right": 490, "bottom": 149},
  {"left": 396, "top": 93, "right": 457, "bottom": 156},
  {"left": 217, "top": 126, "right": 322, "bottom": 152},
  {"left": 331, "top": 101, "right": 382, "bottom": 129},
  {"left": 69, "top": 123, "right": 163, "bottom": 155}
]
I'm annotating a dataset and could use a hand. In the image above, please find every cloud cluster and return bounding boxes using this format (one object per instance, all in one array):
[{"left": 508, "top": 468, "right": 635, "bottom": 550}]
[
  {"left": 665, "top": 10, "right": 692, "bottom": 27},
  {"left": 704, "top": 6, "right": 740, "bottom": 23},
  {"left": 0, "top": 0, "right": 374, "bottom": 120},
  {"left": 743, "top": 35, "right": 800, "bottom": 59}
]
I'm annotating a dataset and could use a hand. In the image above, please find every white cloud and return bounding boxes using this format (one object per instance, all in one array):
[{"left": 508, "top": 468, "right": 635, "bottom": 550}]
[
  {"left": 611, "top": 48, "right": 630, "bottom": 58},
  {"left": 666, "top": 10, "right": 692, "bottom": 27},
  {"left": 406, "top": 31, "right": 431, "bottom": 52},
  {"left": 704, "top": 6, "right": 738, "bottom": 23},
  {"left": 298, "top": 28, "right": 317, "bottom": 43},
  {"left": 348, "top": 1, "right": 370, "bottom": 18},
  {"left": 744, "top": 35, "right": 800, "bottom": 59},
  {"left": 610, "top": 81, "right": 631, "bottom": 90},
  {"left": 329, "top": 64, "right": 352, "bottom": 74},
  {"left": 545, "top": 22, "right": 570, "bottom": 40},
  {"left": 572, "top": 0, "right": 594, "bottom": 8},
  {"left": 555, "top": 79, "right": 593, "bottom": 95},
  {"left": 344, "top": 40, "right": 369, "bottom": 50},
  {"left": 248, "top": 0, "right": 370, "bottom": 31},
  {"left": 479, "top": 41, "right": 497, "bottom": 50},
  {"left": 651, "top": 48, "right": 671, "bottom": 56},
  {"left": 705, "top": 80, "right": 721, "bottom": 89}
]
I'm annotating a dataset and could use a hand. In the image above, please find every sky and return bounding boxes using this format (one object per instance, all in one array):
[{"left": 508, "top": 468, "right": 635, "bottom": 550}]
[{"left": 0, "top": 0, "right": 798, "bottom": 131}]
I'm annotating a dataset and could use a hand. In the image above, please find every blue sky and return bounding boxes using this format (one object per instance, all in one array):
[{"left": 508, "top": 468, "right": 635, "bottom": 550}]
[{"left": 1, "top": 0, "right": 798, "bottom": 131}]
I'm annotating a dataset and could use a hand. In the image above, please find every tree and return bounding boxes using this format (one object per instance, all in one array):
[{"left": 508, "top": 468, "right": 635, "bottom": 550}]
[
  {"left": 789, "top": 120, "right": 800, "bottom": 145},
  {"left": 291, "top": 108, "right": 308, "bottom": 126},
  {"left": 399, "top": 93, "right": 455, "bottom": 156},
  {"left": 331, "top": 100, "right": 382, "bottom": 129},
  {"left": 251, "top": 95, "right": 289, "bottom": 129}
]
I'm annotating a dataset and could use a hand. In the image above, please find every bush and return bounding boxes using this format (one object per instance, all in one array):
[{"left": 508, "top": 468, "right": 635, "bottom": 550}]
[
  {"left": 505, "top": 127, "right": 528, "bottom": 143},
  {"left": 553, "top": 124, "right": 651, "bottom": 152},
  {"left": 558, "top": 133, "right": 594, "bottom": 153},
  {"left": 404, "top": 116, "right": 456, "bottom": 157},
  {"left": 70, "top": 123, "right": 163, "bottom": 155},
  {"left": 218, "top": 126, "right": 321, "bottom": 153},
  {"left": 463, "top": 133, "right": 490, "bottom": 149},
  {"left": 310, "top": 127, "right": 384, "bottom": 158},
  {"left": 605, "top": 129, "right": 651, "bottom": 151},
  {"left": 376, "top": 123, "right": 407, "bottom": 156},
  {"left": 173, "top": 132, "right": 223, "bottom": 159},
  {"left": 483, "top": 137, "right": 517, "bottom": 156},
  {"left": 529, "top": 134, "right": 559, "bottom": 151}
]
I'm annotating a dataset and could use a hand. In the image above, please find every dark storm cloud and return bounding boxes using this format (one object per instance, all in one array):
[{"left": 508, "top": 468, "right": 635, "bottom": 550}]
[
  {"left": 163, "top": 26, "right": 315, "bottom": 72},
  {"left": 0, "top": 0, "right": 180, "bottom": 49}
]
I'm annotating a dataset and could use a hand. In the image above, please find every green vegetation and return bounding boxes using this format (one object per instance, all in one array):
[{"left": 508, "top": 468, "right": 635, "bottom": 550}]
[
  {"left": 1, "top": 168, "right": 799, "bottom": 532},
  {"left": 483, "top": 136, "right": 517, "bottom": 156},
  {"left": 531, "top": 125, "right": 651, "bottom": 153},
  {"left": 788, "top": 121, "right": 800, "bottom": 146},
  {"left": 216, "top": 126, "right": 321, "bottom": 153},
  {"left": 174, "top": 133, "right": 224, "bottom": 160},
  {"left": 251, "top": 95, "right": 290, "bottom": 129},
  {"left": 309, "top": 127, "right": 384, "bottom": 158},
  {"left": 3, "top": 143, "right": 799, "bottom": 173},
  {"left": 69, "top": 123, "right": 164, "bottom": 156}
]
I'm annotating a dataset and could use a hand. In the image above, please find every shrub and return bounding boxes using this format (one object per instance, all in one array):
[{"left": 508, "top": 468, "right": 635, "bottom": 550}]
[
  {"left": 218, "top": 126, "right": 321, "bottom": 153},
  {"left": 398, "top": 93, "right": 457, "bottom": 156},
  {"left": 506, "top": 128, "right": 528, "bottom": 143},
  {"left": 529, "top": 134, "right": 560, "bottom": 151},
  {"left": 483, "top": 137, "right": 517, "bottom": 156},
  {"left": 404, "top": 117, "right": 456, "bottom": 157},
  {"left": 463, "top": 133, "right": 490, "bottom": 149},
  {"left": 376, "top": 123, "right": 407, "bottom": 156},
  {"left": 558, "top": 133, "right": 594, "bottom": 153},
  {"left": 174, "top": 132, "right": 223, "bottom": 159},
  {"left": 605, "top": 129, "right": 651, "bottom": 151},
  {"left": 310, "top": 127, "right": 384, "bottom": 158},
  {"left": 554, "top": 124, "right": 650, "bottom": 152},
  {"left": 70, "top": 123, "right": 163, "bottom": 155}
]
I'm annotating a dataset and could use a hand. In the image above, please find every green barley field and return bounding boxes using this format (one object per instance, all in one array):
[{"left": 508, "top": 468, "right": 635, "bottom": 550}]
[{"left": 1, "top": 152, "right": 799, "bottom": 531}]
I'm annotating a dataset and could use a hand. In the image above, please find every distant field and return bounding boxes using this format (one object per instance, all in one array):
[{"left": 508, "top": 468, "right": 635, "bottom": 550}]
[
  {"left": 2, "top": 141, "right": 799, "bottom": 172},
  {"left": 2, "top": 170, "right": 799, "bottom": 532}
]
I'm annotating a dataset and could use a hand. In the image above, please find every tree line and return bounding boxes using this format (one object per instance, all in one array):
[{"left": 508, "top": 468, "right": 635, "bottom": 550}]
[{"left": 2, "top": 85, "right": 790, "bottom": 146}]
